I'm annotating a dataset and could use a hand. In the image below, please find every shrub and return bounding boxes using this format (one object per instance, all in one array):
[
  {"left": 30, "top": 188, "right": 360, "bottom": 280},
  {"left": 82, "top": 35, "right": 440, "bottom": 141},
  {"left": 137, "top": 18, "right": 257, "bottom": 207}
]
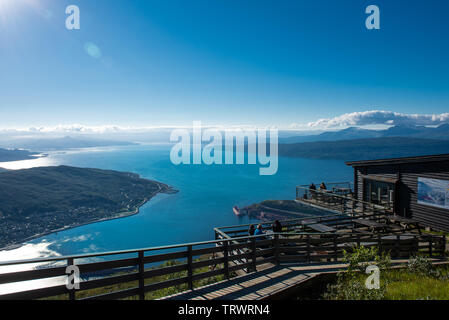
[
  {"left": 343, "top": 245, "right": 391, "bottom": 276},
  {"left": 407, "top": 255, "right": 435, "bottom": 276},
  {"left": 323, "top": 246, "right": 390, "bottom": 300}
]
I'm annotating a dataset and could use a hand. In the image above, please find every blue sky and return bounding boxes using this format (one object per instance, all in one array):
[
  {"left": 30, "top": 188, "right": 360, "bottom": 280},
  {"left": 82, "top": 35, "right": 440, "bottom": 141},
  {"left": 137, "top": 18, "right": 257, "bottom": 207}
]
[{"left": 0, "top": 0, "right": 448, "bottom": 129}]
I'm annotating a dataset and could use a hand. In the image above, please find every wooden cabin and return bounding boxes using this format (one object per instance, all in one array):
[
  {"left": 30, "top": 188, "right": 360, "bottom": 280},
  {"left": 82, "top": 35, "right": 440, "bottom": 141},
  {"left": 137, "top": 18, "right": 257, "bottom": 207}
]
[{"left": 346, "top": 154, "right": 449, "bottom": 232}]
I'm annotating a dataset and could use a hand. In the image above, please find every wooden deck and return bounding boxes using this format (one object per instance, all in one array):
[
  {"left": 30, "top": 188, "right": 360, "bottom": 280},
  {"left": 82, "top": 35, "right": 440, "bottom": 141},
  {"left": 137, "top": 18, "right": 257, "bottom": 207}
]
[
  {"left": 160, "top": 263, "right": 347, "bottom": 300},
  {"left": 160, "top": 258, "right": 449, "bottom": 300}
]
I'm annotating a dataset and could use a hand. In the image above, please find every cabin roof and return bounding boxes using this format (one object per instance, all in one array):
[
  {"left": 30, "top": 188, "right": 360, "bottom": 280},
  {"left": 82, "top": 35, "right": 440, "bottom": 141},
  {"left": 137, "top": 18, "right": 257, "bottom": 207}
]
[{"left": 345, "top": 153, "right": 449, "bottom": 167}]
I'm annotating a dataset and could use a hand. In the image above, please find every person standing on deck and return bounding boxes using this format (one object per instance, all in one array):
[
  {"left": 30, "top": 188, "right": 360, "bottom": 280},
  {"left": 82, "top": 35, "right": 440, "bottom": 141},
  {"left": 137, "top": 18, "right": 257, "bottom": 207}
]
[
  {"left": 248, "top": 224, "right": 255, "bottom": 236},
  {"left": 272, "top": 220, "right": 282, "bottom": 233},
  {"left": 320, "top": 182, "right": 327, "bottom": 190},
  {"left": 309, "top": 183, "right": 317, "bottom": 199}
]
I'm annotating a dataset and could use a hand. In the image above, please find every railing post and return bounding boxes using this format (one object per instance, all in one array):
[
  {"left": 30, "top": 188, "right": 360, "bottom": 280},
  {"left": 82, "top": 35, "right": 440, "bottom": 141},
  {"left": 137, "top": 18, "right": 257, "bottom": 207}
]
[
  {"left": 395, "top": 235, "right": 400, "bottom": 259},
  {"left": 138, "top": 251, "right": 145, "bottom": 300},
  {"left": 442, "top": 235, "right": 446, "bottom": 257},
  {"left": 333, "top": 235, "right": 338, "bottom": 262},
  {"left": 223, "top": 241, "right": 229, "bottom": 280},
  {"left": 251, "top": 237, "right": 257, "bottom": 272},
  {"left": 306, "top": 234, "right": 311, "bottom": 263},
  {"left": 187, "top": 245, "right": 193, "bottom": 290},
  {"left": 377, "top": 234, "right": 381, "bottom": 254},
  {"left": 67, "top": 258, "right": 75, "bottom": 301},
  {"left": 428, "top": 236, "right": 433, "bottom": 258},
  {"left": 273, "top": 234, "right": 280, "bottom": 265}
]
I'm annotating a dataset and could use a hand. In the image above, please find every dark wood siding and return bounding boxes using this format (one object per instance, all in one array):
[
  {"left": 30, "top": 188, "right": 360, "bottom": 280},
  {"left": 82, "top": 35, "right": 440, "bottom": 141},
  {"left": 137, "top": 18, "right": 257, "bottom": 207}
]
[
  {"left": 354, "top": 160, "right": 449, "bottom": 232},
  {"left": 400, "top": 161, "right": 449, "bottom": 231}
]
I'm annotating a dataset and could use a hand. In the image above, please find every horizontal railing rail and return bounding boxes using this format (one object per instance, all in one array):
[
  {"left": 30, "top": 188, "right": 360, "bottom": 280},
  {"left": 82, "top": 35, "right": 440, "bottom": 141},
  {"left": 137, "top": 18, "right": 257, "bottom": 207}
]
[
  {"left": 214, "top": 209, "right": 389, "bottom": 241},
  {"left": 0, "top": 233, "right": 270, "bottom": 300},
  {"left": 1, "top": 228, "right": 444, "bottom": 301},
  {"left": 296, "top": 185, "right": 393, "bottom": 213}
]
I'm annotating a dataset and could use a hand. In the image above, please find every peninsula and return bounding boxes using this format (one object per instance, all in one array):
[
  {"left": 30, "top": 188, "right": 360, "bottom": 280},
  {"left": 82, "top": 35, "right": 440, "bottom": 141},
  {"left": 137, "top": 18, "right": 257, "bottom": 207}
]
[
  {"left": 0, "top": 166, "right": 177, "bottom": 249},
  {"left": 0, "top": 148, "right": 42, "bottom": 163}
]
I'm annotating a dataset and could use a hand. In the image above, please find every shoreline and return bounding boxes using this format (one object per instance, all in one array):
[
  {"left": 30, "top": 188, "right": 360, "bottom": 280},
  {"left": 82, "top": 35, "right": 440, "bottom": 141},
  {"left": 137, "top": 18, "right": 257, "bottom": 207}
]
[{"left": 0, "top": 182, "right": 178, "bottom": 252}]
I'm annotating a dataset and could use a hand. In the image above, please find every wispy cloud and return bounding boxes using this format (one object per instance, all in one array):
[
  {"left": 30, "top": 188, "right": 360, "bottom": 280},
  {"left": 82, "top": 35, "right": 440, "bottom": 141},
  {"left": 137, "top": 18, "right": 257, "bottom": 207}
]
[
  {"left": 2, "top": 111, "right": 449, "bottom": 134},
  {"left": 300, "top": 110, "right": 449, "bottom": 129},
  {"left": 0, "top": 124, "right": 278, "bottom": 135}
]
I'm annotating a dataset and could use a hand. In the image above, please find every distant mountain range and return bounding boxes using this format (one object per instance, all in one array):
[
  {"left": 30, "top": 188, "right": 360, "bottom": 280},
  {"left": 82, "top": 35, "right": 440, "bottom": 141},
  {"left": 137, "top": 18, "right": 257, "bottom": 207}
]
[
  {"left": 278, "top": 137, "right": 449, "bottom": 161},
  {"left": 0, "top": 136, "right": 137, "bottom": 152},
  {"left": 280, "top": 124, "right": 449, "bottom": 144}
]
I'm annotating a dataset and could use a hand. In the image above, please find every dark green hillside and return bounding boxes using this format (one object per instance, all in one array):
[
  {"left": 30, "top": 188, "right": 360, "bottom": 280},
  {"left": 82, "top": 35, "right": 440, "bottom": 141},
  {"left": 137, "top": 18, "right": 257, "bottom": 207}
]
[{"left": 0, "top": 166, "right": 175, "bottom": 248}]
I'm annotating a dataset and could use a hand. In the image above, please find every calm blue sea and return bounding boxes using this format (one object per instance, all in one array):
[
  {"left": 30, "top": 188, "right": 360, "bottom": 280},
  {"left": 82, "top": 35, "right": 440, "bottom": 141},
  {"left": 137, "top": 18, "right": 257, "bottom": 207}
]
[{"left": 0, "top": 144, "right": 353, "bottom": 259}]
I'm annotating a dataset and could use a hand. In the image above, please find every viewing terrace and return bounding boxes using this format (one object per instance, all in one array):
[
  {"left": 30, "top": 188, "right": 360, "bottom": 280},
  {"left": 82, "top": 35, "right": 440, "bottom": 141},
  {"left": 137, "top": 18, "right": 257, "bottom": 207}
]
[{"left": 0, "top": 185, "right": 446, "bottom": 300}]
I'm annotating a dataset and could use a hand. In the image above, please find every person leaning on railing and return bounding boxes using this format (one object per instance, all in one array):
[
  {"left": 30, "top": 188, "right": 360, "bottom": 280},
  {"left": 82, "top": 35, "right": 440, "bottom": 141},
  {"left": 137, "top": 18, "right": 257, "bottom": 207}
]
[{"left": 254, "top": 224, "right": 264, "bottom": 239}]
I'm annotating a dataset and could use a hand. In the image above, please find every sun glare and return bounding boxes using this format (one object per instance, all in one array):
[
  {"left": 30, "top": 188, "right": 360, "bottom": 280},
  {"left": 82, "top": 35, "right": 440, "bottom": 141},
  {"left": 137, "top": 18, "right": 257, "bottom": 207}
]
[
  {"left": 0, "top": 0, "right": 43, "bottom": 26},
  {"left": 0, "top": 0, "right": 18, "bottom": 23},
  {"left": 0, "top": 0, "right": 14, "bottom": 10}
]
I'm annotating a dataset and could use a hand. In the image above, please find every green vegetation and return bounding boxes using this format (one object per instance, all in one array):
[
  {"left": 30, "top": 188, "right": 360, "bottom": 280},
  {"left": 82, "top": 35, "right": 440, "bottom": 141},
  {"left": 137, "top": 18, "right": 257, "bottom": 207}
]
[
  {"left": 279, "top": 137, "right": 449, "bottom": 160},
  {"left": 323, "top": 246, "right": 391, "bottom": 300},
  {"left": 0, "top": 166, "right": 175, "bottom": 248},
  {"left": 323, "top": 247, "right": 449, "bottom": 300}
]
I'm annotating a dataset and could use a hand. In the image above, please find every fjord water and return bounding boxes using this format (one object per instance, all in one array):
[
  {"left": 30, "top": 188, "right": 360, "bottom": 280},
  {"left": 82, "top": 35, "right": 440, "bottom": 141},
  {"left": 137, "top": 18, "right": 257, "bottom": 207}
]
[{"left": 0, "top": 144, "right": 352, "bottom": 259}]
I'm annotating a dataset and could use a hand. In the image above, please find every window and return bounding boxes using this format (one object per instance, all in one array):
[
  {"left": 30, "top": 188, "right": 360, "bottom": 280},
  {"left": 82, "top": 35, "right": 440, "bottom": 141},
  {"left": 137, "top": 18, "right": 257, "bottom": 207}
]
[{"left": 363, "top": 179, "right": 395, "bottom": 208}]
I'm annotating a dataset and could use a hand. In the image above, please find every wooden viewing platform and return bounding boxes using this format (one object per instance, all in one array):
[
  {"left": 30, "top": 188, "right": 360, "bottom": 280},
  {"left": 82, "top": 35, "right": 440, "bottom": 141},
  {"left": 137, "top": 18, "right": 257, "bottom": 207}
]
[
  {"left": 160, "top": 263, "right": 347, "bottom": 300},
  {"left": 0, "top": 216, "right": 444, "bottom": 300},
  {"left": 0, "top": 191, "right": 445, "bottom": 301},
  {"left": 161, "top": 259, "right": 449, "bottom": 300}
]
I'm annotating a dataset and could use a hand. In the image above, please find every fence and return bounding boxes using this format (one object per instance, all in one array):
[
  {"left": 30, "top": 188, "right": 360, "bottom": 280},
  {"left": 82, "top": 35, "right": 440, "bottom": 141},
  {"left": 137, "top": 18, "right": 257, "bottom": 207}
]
[
  {"left": 296, "top": 185, "right": 394, "bottom": 214},
  {"left": 0, "top": 229, "right": 444, "bottom": 301}
]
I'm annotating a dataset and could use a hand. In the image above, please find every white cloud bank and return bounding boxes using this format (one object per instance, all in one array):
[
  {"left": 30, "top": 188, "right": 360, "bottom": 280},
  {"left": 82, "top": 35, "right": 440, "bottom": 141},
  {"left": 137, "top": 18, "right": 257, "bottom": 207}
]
[
  {"left": 0, "top": 124, "right": 275, "bottom": 135},
  {"left": 297, "top": 110, "right": 449, "bottom": 129},
  {"left": 2, "top": 111, "right": 449, "bottom": 134}
]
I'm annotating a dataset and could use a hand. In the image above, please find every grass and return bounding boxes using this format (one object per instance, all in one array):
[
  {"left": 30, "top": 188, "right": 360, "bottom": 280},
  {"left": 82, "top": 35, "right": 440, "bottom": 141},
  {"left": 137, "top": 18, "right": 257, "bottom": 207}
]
[
  {"left": 322, "top": 248, "right": 449, "bottom": 300},
  {"left": 382, "top": 267, "right": 449, "bottom": 300}
]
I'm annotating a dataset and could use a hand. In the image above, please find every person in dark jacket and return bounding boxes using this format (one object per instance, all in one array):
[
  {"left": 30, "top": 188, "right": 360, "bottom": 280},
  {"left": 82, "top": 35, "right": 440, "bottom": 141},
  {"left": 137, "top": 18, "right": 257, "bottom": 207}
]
[
  {"left": 309, "top": 183, "right": 317, "bottom": 199},
  {"left": 248, "top": 224, "right": 255, "bottom": 236},
  {"left": 272, "top": 220, "right": 282, "bottom": 233}
]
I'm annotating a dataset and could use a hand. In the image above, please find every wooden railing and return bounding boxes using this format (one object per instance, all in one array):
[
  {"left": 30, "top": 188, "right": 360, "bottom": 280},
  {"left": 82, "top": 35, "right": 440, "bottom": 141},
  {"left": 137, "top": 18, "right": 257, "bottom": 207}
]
[
  {"left": 1, "top": 229, "right": 444, "bottom": 300},
  {"left": 296, "top": 185, "right": 393, "bottom": 214},
  {"left": 0, "top": 234, "right": 277, "bottom": 301},
  {"left": 214, "top": 210, "right": 389, "bottom": 240}
]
